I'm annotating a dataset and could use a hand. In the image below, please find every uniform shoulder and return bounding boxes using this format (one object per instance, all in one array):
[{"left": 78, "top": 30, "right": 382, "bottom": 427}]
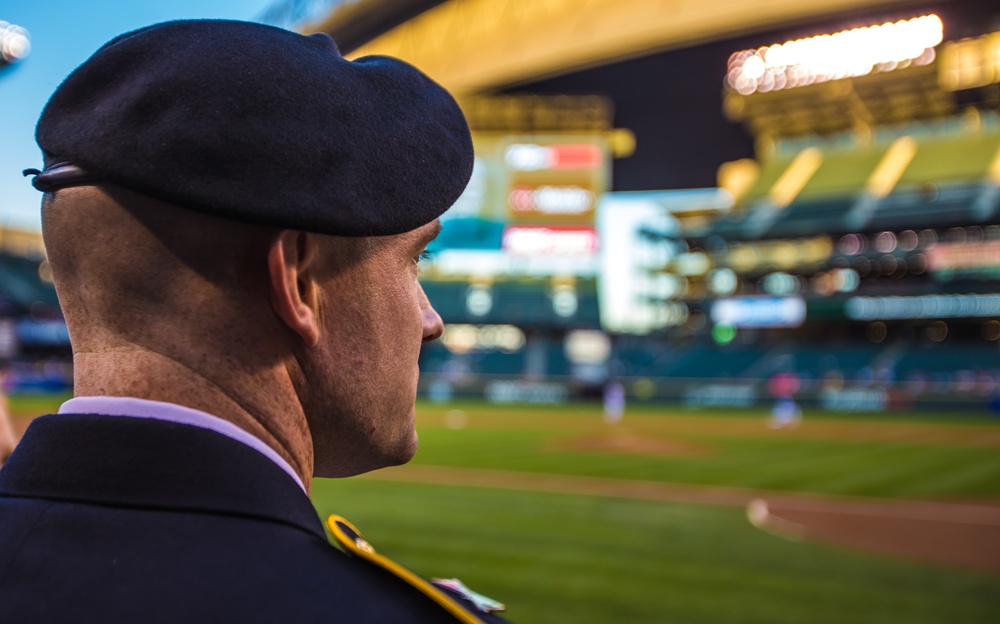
[{"left": 327, "top": 515, "right": 512, "bottom": 624}]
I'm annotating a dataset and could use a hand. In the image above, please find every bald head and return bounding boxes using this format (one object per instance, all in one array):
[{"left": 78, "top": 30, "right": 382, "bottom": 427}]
[{"left": 42, "top": 185, "right": 279, "bottom": 359}]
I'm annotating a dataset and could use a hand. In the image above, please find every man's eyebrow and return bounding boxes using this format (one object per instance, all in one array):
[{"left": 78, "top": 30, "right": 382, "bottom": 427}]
[{"left": 419, "top": 220, "right": 443, "bottom": 247}]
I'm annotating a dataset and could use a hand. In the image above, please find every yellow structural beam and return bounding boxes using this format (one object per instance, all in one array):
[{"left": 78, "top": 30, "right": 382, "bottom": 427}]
[
  {"left": 768, "top": 147, "right": 822, "bottom": 208},
  {"left": 866, "top": 136, "right": 918, "bottom": 198},
  {"left": 342, "top": 0, "right": 914, "bottom": 95}
]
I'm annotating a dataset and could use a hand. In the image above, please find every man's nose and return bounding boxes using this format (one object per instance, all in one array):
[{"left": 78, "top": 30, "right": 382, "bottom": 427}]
[{"left": 419, "top": 285, "right": 444, "bottom": 343}]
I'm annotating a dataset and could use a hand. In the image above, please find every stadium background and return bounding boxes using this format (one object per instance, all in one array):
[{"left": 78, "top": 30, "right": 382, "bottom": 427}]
[{"left": 2, "top": 0, "right": 1000, "bottom": 622}]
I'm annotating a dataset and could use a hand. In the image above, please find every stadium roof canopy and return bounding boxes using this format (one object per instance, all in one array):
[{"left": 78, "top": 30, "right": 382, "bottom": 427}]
[{"left": 314, "top": 0, "right": 923, "bottom": 95}]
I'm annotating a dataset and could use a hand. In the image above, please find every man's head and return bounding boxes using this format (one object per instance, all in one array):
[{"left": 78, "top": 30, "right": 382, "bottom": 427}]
[
  {"left": 279, "top": 218, "right": 446, "bottom": 476},
  {"left": 28, "top": 20, "right": 470, "bottom": 478}
]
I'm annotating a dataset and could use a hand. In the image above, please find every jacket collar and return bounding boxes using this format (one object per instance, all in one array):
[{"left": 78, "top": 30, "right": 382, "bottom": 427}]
[{"left": 0, "top": 413, "right": 326, "bottom": 539}]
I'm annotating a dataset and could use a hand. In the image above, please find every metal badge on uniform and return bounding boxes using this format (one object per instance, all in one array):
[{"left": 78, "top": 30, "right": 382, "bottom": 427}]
[{"left": 432, "top": 578, "right": 506, "bottom": 614}]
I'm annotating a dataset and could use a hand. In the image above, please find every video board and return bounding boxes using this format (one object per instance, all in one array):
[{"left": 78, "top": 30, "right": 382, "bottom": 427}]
[
  {"left": 418, "top": 133, "right": 612, "bottom": 326},
  {"left": 421, "top": 133, "right": 610, "bottom": 280}
]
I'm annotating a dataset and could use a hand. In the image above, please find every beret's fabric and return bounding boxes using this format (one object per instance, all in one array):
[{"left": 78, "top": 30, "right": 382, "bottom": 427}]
[{"left": 33, "top": 19, "right": 474, "bottom": 236}]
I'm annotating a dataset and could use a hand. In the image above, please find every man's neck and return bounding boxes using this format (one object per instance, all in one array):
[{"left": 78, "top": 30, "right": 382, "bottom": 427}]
[{"left": 71, "top": 347, "right": 315, "bottom": 493}]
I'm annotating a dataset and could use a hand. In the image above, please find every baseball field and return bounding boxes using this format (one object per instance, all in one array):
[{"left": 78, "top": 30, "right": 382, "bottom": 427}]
[{"left": 8, "top": 396, "right": 1000, "bottom": 623}]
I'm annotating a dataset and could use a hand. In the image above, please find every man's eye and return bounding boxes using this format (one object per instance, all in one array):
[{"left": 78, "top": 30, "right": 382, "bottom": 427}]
[{"left": 417, "top": 250, "right": 434, "bottom": 263}]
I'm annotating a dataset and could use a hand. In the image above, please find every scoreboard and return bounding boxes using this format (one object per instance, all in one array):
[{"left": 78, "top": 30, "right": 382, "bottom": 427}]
[
  {"left": 419, "top": 132, "right": 614, "bottom": 326},
  {"left": 424, "top": 133, "right": 609, "bottom": 277}
]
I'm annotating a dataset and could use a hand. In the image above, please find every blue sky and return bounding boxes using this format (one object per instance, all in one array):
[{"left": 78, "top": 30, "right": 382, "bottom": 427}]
[{"left": 0, "top": 0, "right": 279, "bottom": 231}]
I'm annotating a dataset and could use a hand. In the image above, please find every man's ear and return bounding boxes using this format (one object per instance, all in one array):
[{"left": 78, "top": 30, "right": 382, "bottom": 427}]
[{"left": 267, "top": 230, "right": 320, "bottom": 347}]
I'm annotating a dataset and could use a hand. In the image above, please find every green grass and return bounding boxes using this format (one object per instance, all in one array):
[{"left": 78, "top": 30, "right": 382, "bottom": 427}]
[
  {"left": 7, "top": 392, "right": 72, "bottom": 418},
  {"left": 312, "top": 479, "right": 999, "bottom": 624},
  {"left": 405, "top": 403, "right": 1000, "bottom": 499}
]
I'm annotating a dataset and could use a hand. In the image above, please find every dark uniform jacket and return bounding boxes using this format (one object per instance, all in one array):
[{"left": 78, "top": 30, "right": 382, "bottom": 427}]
[{"left": 0, "top": 414, "right": 509, "bottom": 623}]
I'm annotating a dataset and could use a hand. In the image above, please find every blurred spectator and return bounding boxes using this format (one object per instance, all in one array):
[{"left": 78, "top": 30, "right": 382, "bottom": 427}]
[
  {"left": 769, "top": 396, "right": 802, "bottom": 429},
  {"left": 768, "top": 372, "right": 802, "bottom": 429},
  {"left": 603, "top": 380, "right": 625, "bottom": 424}
]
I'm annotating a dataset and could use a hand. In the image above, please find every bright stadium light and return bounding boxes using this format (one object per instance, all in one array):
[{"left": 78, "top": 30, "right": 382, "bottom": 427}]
[
  {"left": 726, "top": 14, "right": 943, "bottom": 95},
  {"left": 0, "top": 21, "right": 31, "bottom": 64}
]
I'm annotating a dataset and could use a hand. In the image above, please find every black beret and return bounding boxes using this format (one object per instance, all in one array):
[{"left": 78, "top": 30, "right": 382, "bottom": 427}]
[{"left": 27, "top": 19, "right": 473, "bottom": 236}]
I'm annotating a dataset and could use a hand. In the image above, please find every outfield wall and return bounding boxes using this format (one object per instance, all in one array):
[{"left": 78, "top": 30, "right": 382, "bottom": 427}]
[{"left": 418, "top": 373, "right": 1000, "bottom": 413}]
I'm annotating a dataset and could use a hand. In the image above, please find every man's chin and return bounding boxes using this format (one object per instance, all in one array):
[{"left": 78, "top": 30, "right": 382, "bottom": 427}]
[
  {"left": 387, "top": 428, "right": 419, "bottom": 466},
  {"left": 314, "top": 430, "right": 418, "bottom": 478}
]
